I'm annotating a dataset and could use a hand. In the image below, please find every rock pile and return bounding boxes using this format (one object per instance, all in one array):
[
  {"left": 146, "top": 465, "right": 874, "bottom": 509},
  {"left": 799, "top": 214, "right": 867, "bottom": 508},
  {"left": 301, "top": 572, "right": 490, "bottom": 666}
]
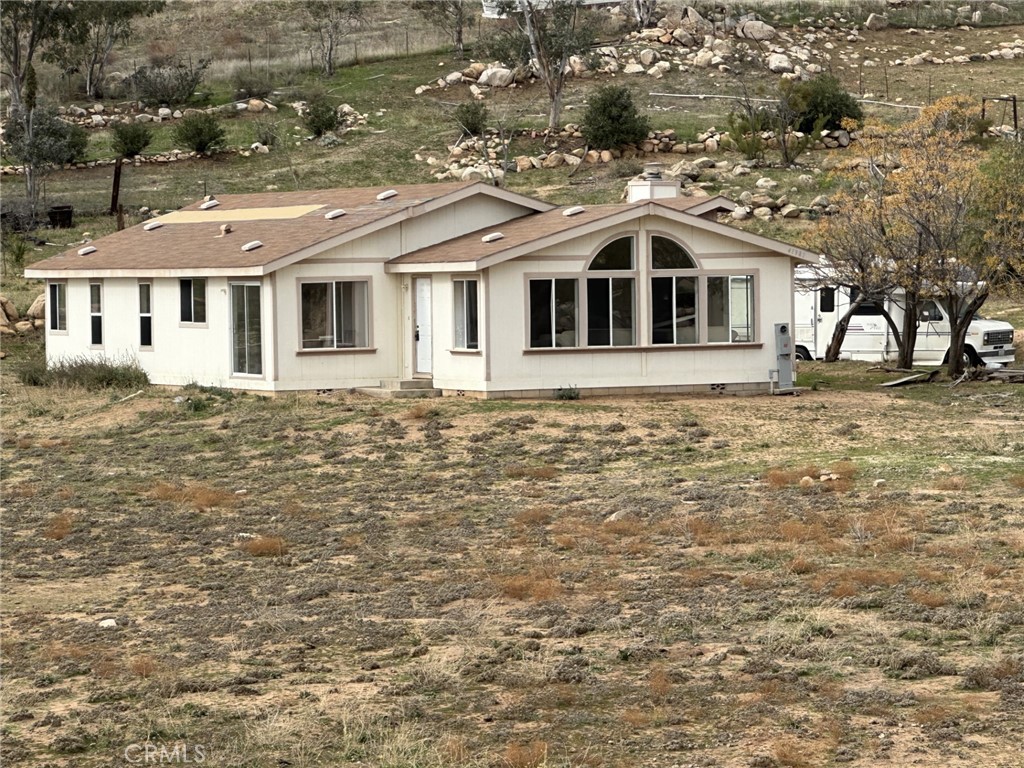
[{"left": 0, "top": 294, "right": 45, "bottom": 336}]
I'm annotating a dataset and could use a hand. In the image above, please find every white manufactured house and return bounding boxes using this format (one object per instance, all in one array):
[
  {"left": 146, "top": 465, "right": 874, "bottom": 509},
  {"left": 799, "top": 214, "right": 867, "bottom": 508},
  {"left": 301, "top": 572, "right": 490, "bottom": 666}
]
[{"left": 26, "top": 179, "right": 819, "bottom": 397}]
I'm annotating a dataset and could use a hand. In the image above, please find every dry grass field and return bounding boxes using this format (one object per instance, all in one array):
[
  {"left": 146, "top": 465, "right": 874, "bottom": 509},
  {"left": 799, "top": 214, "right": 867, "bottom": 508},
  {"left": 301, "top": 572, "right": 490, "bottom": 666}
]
[{"left": 2, "top": 351, "right": 1023, "bottom": 767}]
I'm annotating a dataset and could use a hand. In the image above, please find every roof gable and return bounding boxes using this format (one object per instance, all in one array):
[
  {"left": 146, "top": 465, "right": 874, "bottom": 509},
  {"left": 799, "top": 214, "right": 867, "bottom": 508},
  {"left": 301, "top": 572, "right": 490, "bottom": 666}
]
[{"left": 387, "top": 196, "right": 818, "bottom": 272}]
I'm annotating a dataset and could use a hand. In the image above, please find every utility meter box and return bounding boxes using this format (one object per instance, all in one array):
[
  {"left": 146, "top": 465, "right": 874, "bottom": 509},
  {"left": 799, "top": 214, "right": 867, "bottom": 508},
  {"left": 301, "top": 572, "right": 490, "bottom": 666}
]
[{"left": 775, "top": 323, "right": 794, "bottom": 390}]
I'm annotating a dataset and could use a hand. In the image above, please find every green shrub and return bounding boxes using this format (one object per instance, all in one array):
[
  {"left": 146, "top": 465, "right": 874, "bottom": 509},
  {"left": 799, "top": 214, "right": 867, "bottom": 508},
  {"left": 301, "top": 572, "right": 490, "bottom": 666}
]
[
  {"left": 555, "top": 385, "right": 581, "bottom": 401},
  {"left": 303, "top": 92, "right": 338, "bottom": 137},
  {"left": 794, "top": 74, "right": 863, "bottom": 133},
  {"left": 18, "top": 356, "right": 149, "bottom": 390},
  {"left": 581, "top": 85, "right": 651, "bottom": 150},
  {"left": 454, "top": 101, "right": 489, "bottom": 136},
  {"left": 4, "top": 105, "right": 89, "bottom": 166},
  {"left": 251, "top": 119, "right": 279, "bottom": 147},
  {"left": 173, "top": 113, "right": 226, "bottom": 154},
  {"left": 130, "top": 58, "right": 209, "bottom": 105},
  {"left": 232, "top": 66, "right": 274, "bottom": 99},
  {"left": 111, "top": 121, "right": 153, "bottom": 158}
]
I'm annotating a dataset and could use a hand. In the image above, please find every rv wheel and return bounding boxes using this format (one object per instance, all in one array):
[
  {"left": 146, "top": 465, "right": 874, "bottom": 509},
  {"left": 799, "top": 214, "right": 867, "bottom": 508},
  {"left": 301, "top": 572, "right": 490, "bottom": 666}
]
[
  {"left": 943, "top": 346, "right": 982, "bottom": 367},
  {"left": 794, "top": 347, "right": 812, "bottom": 361}
]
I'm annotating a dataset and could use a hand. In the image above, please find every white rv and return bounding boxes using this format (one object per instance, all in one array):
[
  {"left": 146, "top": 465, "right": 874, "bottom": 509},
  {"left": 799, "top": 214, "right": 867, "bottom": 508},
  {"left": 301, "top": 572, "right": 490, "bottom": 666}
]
[{"left": 793, "top": 269, "right": 1016, "bottom": 367}]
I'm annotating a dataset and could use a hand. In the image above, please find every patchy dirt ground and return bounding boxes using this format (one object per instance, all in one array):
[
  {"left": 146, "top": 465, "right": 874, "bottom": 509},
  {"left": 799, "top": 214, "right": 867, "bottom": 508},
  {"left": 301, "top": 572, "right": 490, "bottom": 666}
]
[{"left": 2, "top": 368, "right": 1023, "bottom": 768}]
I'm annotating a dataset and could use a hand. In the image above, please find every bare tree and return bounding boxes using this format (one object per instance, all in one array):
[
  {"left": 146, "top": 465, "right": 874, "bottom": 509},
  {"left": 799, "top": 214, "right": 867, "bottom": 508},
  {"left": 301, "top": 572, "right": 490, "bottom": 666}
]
[
  {"left": 485, "top": 0, "right": 594, "bottom": 131},
  {"left": 300, "top": 0, "right": 363, "bottom": 77},
  {"left": 412, "top": 0, "right": 471, "bottom": 60}
]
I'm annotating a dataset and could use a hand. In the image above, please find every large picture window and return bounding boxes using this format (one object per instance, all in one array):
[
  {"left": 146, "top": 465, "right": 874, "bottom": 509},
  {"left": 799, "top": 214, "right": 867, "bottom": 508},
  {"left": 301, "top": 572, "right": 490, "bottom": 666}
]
[
  {"left": 180, "top": 278, "right": 207, "bottom": 324},
  {"left": 529, "top": 278, "right": 577, "bottom": 348},
  {"left": 49, "top": 282, "right": 67, "bottom": 331},
  {"left": 453, "top": 278, "right": 479, "bottom": 350},
  {"left": 301, "top": 280, "right": 369, "bottom": 349}
]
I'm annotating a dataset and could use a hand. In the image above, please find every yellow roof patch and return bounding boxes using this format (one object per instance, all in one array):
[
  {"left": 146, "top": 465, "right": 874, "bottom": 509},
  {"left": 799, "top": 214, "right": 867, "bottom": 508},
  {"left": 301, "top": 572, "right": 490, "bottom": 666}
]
[{"left": 156, "top": 205, "right": 325, "bottom": 224}]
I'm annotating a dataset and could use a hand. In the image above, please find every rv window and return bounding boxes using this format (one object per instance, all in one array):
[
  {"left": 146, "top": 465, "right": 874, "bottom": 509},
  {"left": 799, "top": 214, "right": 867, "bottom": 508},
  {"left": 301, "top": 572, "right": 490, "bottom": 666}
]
[
  {"left": 851, "top": 301, "right": 881, "bottom": 316},
  {"left": 820, "top": 287, "right": 835, "bottom": 313},
  {"left": 918, "top": 301, "right": 943, "bottom": 322}
]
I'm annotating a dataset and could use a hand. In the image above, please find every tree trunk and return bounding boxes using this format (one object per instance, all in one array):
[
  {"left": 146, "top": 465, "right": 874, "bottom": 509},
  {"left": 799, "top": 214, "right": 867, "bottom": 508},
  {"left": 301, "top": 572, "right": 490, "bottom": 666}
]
[
  {"left": 896, "top": 296, "right": 919, "bottom": 369},
  {"left": 110, "top": 159, "right": 123, "bottom": 215},
  {"left": 824, "top": 295, "right": 865, "bottom": 362},
  {"left": 945, "top": 292, "right": 988, "bottom": 378},
  {"left": 454, "top": 19, "right": 464, "bottom": 60}
]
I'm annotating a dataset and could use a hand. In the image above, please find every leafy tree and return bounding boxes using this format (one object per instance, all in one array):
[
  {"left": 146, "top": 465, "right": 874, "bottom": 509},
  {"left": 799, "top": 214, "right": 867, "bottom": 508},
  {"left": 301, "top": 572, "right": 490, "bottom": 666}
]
[
  {"left": 485, "top": 0, "right": 595, "bottom": 131},
  {"left": 814, "top": 97, "right": 1024, "bottom": 377},
  {"left": 772, "top": 78, "right": 823, "bottom": 166},
  {"left": 45, "top": 1, "right": 165, "bottom": 99},
  {"left": 793, "top": 73, "right": 863, "bottom": 133},
  {"left": 0, "top": 0, "right": 79, "bottom": 110},
  {"left": 581, "top": 85, "right": 650, "bottom": 149},
  {"left": 412, "top": 0, "right": 471, "bottom": 60},
  {"left": 173, "top": 113, "right": 226, "bottom": 154},
  {"left": 5, "top": 81, "right": 88, "bottom": 219},
  {"left": 299, "top": 1, "right": 363, "bottom": 77},
  {"left": 109, "top": 122, "right": 153, "bottom": 215}
]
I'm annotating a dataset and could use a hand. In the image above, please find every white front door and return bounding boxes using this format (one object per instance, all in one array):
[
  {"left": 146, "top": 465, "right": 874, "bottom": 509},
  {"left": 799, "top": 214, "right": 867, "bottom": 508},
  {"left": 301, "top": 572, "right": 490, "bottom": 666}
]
[{"left": 414, "top": 277, "right": 432, "bottom": 376}]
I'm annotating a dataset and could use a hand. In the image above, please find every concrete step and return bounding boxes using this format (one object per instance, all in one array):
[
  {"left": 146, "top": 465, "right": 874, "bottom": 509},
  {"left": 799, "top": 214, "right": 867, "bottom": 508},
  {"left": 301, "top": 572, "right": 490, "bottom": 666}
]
[
  {"left": 354, "top": 385, "right": 442, "bottom": 399},
  {"left": 379, "top": 378, "right": 437, "bottom": 390}
]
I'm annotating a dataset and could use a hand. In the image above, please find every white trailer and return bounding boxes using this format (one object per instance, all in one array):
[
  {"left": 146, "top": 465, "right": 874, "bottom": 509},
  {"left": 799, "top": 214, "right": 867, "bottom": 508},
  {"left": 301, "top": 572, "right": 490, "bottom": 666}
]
[{"left": 793, "top": 269, "right": 1016, "bottom": 367}]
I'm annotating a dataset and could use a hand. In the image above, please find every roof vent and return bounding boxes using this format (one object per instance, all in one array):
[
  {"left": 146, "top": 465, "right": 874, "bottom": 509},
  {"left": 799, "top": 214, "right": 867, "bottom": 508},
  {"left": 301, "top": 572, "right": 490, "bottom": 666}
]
[
  {"left": 376, "top": 189, "right": 398, "bottom": 201},
  {"left": 642, "top": 162, "right": 665, "bottom": 180},
  {"left": 241, "top": 240, "right": 263, "bottom": 252},
  {"left": 199, "top": 199, "right": 220, "bottom": 210},
  {"left": 216, "top": 223, "right": 233, "bottom": 237},
  {"left": 481, "top": 232, "right": 504, "bottom": 243},
  {"left": 78, "top": 245, "right": 97, "bottom": 256},
  {"left": 143, "top": 221, "right": 163, "bottom": 231},
  {"left": 324, "top": 208, "right": 346, "bottom": 220},
  {"left": 563, "top": 206, "right": 585, "bottom": 217}
]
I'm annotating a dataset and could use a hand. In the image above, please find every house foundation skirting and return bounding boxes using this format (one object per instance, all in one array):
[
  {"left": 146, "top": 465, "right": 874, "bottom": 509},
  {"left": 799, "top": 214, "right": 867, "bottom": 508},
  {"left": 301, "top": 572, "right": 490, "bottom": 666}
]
[{"left": 440, "top": 382, "right": 771, "bottom": 399}]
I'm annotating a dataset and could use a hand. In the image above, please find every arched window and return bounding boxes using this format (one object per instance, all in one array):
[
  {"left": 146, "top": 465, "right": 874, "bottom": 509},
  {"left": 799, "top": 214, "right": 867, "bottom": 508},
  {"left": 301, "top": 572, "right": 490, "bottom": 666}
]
[
  {"left": 651, "top": 236, "right": 696, "bottom": 270},
  {"left": 589, "top": 236, "right": 634, "bottom": 271}
]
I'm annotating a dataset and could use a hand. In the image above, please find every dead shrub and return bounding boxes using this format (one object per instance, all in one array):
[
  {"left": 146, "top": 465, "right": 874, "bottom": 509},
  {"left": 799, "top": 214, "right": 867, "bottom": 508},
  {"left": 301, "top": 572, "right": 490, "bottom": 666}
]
[
  {"left": 982, "top": 564, "right": 1006, "bottom": 579},
  {"left": 16, "top": 437, "right": 33, "bottom": 449},
  {"left": 788, "top": 556, "right": 818, "bottom": 575},
  {"left": 681, "top": 516, "right": 721, "bottom": 546},
  {"left": 8, "top": 483, "right": 37, "bottom": 498},
  {"left": 913, "top": 704, "right": 955, "bottom": 726},
  {"left": 604, "top": 517, "right": 647, "bottom": 537},
  {"left": 129, "top": 655, "right": 159, "bottom": 678},
  {"left": 513, "top": 506, "right": 555, "bottom": 527},
  {"left": 830, "top": 581, "right": 859, "bottom": 598},
  {"left": 830, "top": 460, "right": 858, "bottom": 479},
  {"left": 779, "top": 519, "right": 830, "bottom": 544},
  {"left": 764, "top": 465, "right": 820, "bottom": 488},
  {"left": 678, "top": 567, "right": 716, "bottom": 588},
  {"left": 405, "top": 402, "right": 441, "bottom": 420},
  {"left": 840, "top": 568, "right": 903, "bottom": 587},
  {"left": 915, "top": 567, "right": 949, "bottom": 584},
  {"left": 42, "top": 512, "right": 73, "bottom": 540},
  {"left": 151, "top": 482, "right": 238, "bottom": 511},
  {"left": 552, "top": 534, "right": 577, "bottom": 550},
  {"left": 495, "top": 571, "right": 562, "bottom": 601},
  {"left": 875, "top": 532, "right": 917, "bottom": 554},
  {"left": 504, "top": 464, "right": 559, "bottom": 481},
  {"left": 238, "top": 536, "right": 288, "bottom": 557},
  {"left": 772, "top": 737, "right": 813, "bottom": 768},
  {"left": 501, "top": 740, "right": 548, "bottom": 768},
  {"left": 909, "top": 588, "right": 949, "bottom": 608},
  {"left": 936, "top": 476, "right": 968, "bottom": 491},
  {"left": 1009, "top": 474, "right": 1024, "bottom": 490},
  {"left": 437, "top": 735, "right": 470, "bottom": 764},
  {"left": 649, "top": 667, "right": 673, "bottom": 702},
  {"left": 621, "top": 707, "right": 653, "bottom": 727}
]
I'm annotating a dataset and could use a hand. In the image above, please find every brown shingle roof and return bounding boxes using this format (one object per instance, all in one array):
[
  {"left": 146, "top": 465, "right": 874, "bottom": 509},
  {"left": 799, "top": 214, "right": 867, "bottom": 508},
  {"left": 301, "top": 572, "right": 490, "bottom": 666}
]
[
  {"left": 26, "top": 181, "right": 526, "bottom": 275},
  {"left": 390, "top": 196, "right": 718, "bottom": 266}
]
